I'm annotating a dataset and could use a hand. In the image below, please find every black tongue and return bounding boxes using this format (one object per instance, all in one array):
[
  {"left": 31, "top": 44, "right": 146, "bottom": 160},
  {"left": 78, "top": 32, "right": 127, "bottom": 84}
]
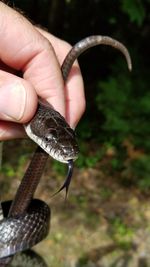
[{"left": 52, "top": 160, "right": 74, "bottom": 198}]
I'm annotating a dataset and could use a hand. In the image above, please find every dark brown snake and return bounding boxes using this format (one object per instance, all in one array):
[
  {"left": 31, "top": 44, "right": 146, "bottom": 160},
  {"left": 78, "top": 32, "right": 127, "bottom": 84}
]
[{"left": 0, "top": 36, "right": 132, "bottom": 265}]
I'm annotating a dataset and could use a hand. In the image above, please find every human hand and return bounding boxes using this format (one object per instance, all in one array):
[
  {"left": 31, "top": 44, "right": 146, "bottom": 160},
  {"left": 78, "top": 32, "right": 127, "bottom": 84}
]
[{"left": 0, "top": 2, "right": 85, "bottom": 140}]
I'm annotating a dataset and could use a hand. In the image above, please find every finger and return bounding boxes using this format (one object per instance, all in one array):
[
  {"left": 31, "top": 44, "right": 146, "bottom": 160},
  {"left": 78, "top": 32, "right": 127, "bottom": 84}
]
[
  {"left": 0, "top": 70, "right": 37, "bottom": 123},
  {"left": 0, "top": 121, "right": 25, "bottom": 140},
  {"left": 0, "top": 60, "right": 17, "bottom": 74},
  {"left": 37, "top": 29, "right": 86, "bottom": 128},
  {"left": 65, "top": 67, "right": 85, "bottom": 128},
  {"left": 0, "top": 2, "right": 65, "bottom": 116}
]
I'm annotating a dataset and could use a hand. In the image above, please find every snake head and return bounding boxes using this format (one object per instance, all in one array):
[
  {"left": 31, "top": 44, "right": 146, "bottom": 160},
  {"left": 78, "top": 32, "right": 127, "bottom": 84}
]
[{"left": 24, "top": 103, "right": 79, "bottom": 163}]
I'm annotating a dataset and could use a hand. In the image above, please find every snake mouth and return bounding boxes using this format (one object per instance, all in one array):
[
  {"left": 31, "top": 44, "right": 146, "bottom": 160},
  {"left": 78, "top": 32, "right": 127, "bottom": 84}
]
[
  {"left": 48, "top": 150, "right": 78, "bottom": 164},
  {"left": 47, "top": 146, "right": 79, "bottom": 164}
]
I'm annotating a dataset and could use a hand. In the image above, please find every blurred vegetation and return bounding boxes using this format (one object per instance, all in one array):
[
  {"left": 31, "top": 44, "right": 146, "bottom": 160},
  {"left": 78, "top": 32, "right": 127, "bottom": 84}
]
[{"left": 4, "top": 0, "right": 150, "bottom": 188}]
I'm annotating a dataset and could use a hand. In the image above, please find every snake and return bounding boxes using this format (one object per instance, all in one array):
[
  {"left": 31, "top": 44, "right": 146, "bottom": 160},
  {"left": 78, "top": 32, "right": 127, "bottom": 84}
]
[{"left": 0, "top": 35, "right": 132, "bottom": 266}]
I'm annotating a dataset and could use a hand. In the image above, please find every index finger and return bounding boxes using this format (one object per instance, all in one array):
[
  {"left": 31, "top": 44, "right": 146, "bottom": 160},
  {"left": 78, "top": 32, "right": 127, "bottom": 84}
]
[
  {"left": 0, "top": 2, "right": 65, "bottom": 116},
  {"left": 36, "top": 29, "right": 85, "bottom": 128}
]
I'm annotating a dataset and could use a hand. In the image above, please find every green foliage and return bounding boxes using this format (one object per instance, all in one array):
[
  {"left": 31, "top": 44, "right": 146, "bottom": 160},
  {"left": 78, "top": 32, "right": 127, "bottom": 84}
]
[
  {"left": 1, "top": 152, "right": 29, "bottom": 179},
  {"left": 52, "top": 161, "right": 66, "bottom": 175},
  {"left": 76, "top": 151, "right": 103, "bottom": 168},
  {"left": 95, "top": 62, "right": 150, "bottom": 153},
  {"left": 96, "top": 74, "right": 132, "bottom": 143},
  {"left": 111, "top": 157, "right": 124, "bottom": 171},
  {"left": 75, "top": 142, "right": 105, "bottom": 168},
  {"left": 1, "top": 163, "right": 15, "bottom": 177},
  {"left": 109, "top": 217, "right": 134, "bottom": 248},
  {"left": 121, "top": 0, "right": 146, "bottom": 26},
  {"left": 127, "top": 156, "right": 150, "bottom": 191},
  {"left": 99, "top": 187, "right": 113, "bottom": 200}
]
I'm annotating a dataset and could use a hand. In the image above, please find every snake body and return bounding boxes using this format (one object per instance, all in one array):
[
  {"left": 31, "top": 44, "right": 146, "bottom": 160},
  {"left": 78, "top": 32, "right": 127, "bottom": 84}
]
[{"left": 0, "top": 36, "right": 132, "bottom": 265}]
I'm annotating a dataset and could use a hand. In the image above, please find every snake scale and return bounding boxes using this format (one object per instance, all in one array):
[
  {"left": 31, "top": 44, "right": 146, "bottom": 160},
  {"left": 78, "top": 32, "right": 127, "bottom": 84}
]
[{"left": 0, "top": 36, "right": 132, "bottom": 266}]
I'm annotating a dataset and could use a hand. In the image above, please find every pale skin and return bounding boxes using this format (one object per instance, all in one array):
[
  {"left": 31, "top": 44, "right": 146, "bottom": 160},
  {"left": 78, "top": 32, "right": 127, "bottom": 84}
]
[{"left": 0, "top": 2, "right": 85, "bottom": 140}]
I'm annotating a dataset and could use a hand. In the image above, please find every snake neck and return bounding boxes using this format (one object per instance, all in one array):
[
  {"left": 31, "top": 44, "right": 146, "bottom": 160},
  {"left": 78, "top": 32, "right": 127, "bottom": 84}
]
[{"left": 8, "top": 147, "right": 48, "bottom": 218}]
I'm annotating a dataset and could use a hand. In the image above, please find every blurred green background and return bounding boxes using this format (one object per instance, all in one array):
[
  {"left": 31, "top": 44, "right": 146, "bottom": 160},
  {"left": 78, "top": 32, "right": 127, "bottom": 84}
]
[{"left": 1, "top": 0, "right": 150, "bottom": 266}]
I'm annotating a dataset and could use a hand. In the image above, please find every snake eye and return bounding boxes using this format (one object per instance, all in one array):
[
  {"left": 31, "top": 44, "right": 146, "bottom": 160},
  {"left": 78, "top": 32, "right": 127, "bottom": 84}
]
[
  {"left": 45, "top": 135, "right": 54, "bottom": 142},
  {"left": 45, "top": 129, "right": 57, "bottom": 142},
  {"left": 45, "top": 136, "right": 50, "bottom": 142}
]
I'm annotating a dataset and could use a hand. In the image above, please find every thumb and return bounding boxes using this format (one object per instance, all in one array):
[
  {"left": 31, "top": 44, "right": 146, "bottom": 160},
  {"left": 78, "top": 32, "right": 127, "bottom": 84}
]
[{"left": 0, "top": 71, "right": 37, "bottom": 123}]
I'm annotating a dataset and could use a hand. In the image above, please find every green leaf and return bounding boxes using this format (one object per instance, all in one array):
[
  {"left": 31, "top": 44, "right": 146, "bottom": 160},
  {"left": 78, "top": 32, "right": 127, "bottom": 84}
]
[{"left": 121, "top": 0, "right": 145, "bottom": 26}]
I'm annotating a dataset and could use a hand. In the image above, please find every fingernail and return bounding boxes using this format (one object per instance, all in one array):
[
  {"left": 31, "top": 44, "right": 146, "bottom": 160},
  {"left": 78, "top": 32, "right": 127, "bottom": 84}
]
[{"left": 0, "top": 81, "right": 26, "bottom": 121}]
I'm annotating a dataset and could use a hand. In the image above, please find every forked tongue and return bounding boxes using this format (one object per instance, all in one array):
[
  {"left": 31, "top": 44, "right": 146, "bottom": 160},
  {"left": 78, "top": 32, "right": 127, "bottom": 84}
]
[{"left": 52, "top": 160, "right": 74, "bottom": 199}]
